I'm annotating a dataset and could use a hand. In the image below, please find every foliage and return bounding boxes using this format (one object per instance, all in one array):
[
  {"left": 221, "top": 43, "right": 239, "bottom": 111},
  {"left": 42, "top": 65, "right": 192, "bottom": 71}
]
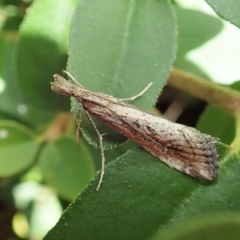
[{"left": 0, "top": 0, "right": 240, "bottom": 239}]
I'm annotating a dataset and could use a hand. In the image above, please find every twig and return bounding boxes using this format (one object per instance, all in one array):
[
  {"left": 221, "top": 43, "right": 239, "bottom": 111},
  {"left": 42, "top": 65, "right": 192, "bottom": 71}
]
[{"left": 169, "top": 68, "right": 240, "bottom": 117}]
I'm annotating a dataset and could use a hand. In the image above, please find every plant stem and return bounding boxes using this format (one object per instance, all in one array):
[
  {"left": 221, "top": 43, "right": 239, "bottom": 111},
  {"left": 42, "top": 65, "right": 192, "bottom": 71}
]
[
  {"left": 168, "top": 68, "right": 240, "bottom": 117},
  {"left": 42, "top": 113, "right": 72, "bottom": 142}
]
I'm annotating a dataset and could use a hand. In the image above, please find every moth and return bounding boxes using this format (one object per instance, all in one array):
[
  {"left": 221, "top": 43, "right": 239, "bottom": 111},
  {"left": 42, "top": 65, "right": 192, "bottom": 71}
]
[{"left": 51, "top": 72, "right": 218, "bottom": 190}]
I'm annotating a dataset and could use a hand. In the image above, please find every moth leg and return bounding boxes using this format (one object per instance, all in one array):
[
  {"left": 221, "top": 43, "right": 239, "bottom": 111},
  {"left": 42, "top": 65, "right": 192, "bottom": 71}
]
[
  {"left": 62, "top": 70, "right": 84, "bottom": 88},
  {"left": 85, "top": 109, "right": 105, "bottom": 191},
  {"left": 120, "top": 82, "right": 153, "bottom": 101},
  {"left": 76, "top": 105, "right": 83, "bottom": 148}
]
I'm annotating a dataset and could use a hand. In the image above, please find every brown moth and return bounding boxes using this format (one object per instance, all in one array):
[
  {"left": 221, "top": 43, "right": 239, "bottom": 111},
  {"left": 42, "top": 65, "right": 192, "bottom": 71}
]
[{"left": 51, "top": 72, "right": 218, "bottom": 190}]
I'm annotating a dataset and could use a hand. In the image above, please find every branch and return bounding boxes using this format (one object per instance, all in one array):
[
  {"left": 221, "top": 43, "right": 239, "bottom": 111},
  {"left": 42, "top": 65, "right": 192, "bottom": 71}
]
[{"left": 168, "top": 68, "right": 240, "bottom": 117}]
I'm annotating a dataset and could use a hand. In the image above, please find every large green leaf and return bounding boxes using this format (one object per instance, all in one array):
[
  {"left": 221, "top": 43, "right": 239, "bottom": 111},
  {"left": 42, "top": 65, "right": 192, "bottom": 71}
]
[
  {"left": 44, "top": 142, "right": 235, "bottom": 240},
  {"left": 67, "top": 0, "right": 177, "bottom": 147}
]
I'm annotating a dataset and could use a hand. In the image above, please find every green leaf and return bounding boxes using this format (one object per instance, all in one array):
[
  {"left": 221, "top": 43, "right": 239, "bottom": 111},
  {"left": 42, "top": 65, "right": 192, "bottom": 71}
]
[
  {"left": 69, "top": 0, "right": 176, "bottom": 106},
  {"left": 67, "top": 0, "right": 177, "bottom": 147},
  {"left": 175, "top": 6, "right": 223, "bottom": 52},
  {"left": 0, "top": 36, "right": 55, "bottom": 129},
  {"left": 44, "top": 142, "right": 235, "bottom": 240},
  {"left": 39, "top": 136, "right": 95, "bottom": 200},
  {"left": 44, "top": 148, "right": 196, "bottom": 240},
  {"left": 197, "top": 106, "right": 235, "bottom": 145},
  {"left": 206, "top": 0, "right": 240, "bottom": 28},
  {"left": 174, "top": 5, "right": 223, "bottom": 77},
  {"left": 0, "top": 37, "right": 24, "bottom": 118},
  {"left": 151, "top": 213, "right": 240, "bottom": 240},
  {"left": 0, "top": 120, "right": 39, "bottom": 176},
  {"left": 15, "top": 0, "right": 78, "bottom": 110}
]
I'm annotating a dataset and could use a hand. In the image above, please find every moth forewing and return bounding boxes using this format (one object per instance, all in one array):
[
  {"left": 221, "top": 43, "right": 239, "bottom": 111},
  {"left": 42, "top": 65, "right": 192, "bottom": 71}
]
[
  {"left": 51, "top": 74, "right": 219, "bottom": 189},
  {"left": 83, "top": 99, "right": 218, "bottom": 180}
]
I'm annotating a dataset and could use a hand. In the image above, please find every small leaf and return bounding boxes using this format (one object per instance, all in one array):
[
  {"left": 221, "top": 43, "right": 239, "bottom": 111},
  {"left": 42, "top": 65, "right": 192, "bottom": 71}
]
[
  {"left": 197, "top": 81, "right": 240, "bottom": 144},
  {"left": 0, "top": 120, "right": 38, "bottom": 176},
  {"left": 0, "top": 37, "right": 55, "bottom": 128},
  {"left": 39, "top": 136, "right": 95, "bottom": 200},
  {"left": 174, "top": 5, "right": 223, "bottom": 77},
  {"left": 206, "top": 0, "right": 240, "bottom": 28},
  {"left": 15, "top": 0, "right": 78, "bottom": 110},
  {"left": 197, "top": 106, "right": 235, "bottom": 145}
]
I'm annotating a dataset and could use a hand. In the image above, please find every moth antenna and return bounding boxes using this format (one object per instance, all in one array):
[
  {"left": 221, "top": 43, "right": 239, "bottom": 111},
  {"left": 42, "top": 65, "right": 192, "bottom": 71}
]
[
  {"left": 62, "top": 70, "right": 84, "bottom": 88},
  {"left": 120, "top": 82, "right": 153, "bottom": 101}
]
